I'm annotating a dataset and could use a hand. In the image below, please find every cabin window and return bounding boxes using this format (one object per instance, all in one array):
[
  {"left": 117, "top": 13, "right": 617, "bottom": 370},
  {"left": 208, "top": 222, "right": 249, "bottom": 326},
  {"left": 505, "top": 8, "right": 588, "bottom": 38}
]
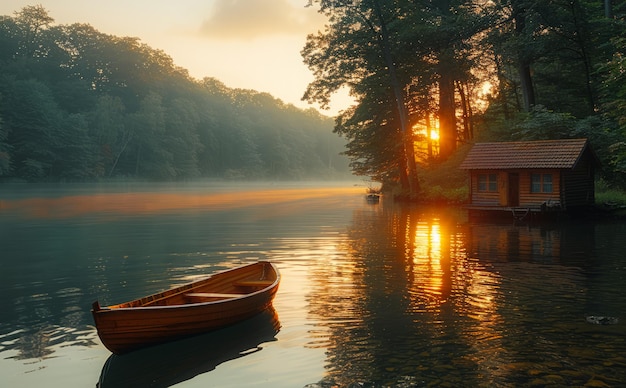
[
  {"left": 531, "top": 173, "right": 553, "bottom": 193},
  {"left": 478, "top": 174, "right": 497, "bottom": 192}
]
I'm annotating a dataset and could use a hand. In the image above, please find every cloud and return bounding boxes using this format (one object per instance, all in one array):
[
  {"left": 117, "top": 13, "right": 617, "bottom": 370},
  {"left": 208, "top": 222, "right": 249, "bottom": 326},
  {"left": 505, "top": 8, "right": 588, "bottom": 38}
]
[{"left": 199, "top": 0, "right": 324, "bottom": 40}]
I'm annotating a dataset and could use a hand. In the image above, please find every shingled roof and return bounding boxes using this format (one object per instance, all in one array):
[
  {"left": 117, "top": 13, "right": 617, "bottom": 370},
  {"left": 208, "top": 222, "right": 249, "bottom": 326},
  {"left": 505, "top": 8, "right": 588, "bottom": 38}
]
[{"left": 459, "top": 138, "right": 597, "bottom": 170}]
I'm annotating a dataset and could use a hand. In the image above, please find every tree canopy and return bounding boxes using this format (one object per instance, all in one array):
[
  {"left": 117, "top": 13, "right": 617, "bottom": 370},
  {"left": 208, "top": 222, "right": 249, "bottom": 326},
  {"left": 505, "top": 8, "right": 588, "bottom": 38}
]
[{"left": 0, "top": 5, "right": 350, "bottom": 182}]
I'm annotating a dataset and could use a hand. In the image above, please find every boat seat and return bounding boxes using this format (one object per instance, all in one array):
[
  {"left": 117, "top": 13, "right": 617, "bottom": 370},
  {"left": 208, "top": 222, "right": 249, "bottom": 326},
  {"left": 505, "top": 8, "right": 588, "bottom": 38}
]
[
  {"left": 185, "top": 292, "right": 243, "bottom": 300},
  {"left": 233, "top": 280, "right": 274, "bottom": 287}
]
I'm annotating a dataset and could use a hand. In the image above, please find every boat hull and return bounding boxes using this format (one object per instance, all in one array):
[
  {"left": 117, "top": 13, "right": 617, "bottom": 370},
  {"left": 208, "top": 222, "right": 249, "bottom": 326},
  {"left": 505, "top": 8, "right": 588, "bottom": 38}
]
[{"left": 91, "top": 261, "right": 280, "bottom": 354}]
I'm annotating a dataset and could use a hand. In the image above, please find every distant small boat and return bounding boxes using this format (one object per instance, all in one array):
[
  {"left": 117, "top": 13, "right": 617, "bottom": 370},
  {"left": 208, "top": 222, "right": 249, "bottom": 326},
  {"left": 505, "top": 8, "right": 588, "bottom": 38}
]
[
  {"left": 91, "top": 261, "right": 280, "bottom": 354},
  {"left": 366, "top": 193, "right": 380, "bottom": 203}
]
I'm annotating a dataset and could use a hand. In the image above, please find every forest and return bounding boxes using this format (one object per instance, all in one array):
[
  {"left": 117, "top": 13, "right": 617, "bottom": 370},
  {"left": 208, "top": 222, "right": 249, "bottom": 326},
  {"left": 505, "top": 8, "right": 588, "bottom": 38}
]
[
  {"left": 1, "top": 2, "right": 626, "bottom": 197},
  {"left": 0, "top": 5, "right": 351, "bottom": 182},
  {"left": 302, "top": 0, "right": 626, "bottom": 198}
]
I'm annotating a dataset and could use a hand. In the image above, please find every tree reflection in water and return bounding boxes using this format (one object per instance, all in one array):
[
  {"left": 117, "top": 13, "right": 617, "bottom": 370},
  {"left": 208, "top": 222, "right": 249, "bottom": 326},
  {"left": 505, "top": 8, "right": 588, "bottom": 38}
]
[{"left": 304, "top": 202, "right": 625, "bottom": 387}]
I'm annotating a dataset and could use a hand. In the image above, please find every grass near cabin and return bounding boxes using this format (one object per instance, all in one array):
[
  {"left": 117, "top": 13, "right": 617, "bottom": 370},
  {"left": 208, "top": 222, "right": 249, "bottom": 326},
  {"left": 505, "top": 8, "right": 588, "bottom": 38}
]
[{"left": 595, "top": 180, "right": 626, "bottom": 206}]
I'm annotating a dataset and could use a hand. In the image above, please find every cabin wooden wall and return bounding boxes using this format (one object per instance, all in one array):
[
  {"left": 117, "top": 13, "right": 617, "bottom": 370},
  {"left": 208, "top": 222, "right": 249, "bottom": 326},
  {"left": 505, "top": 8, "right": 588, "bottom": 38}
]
[
  {"left": 517, "top": 170, "right": 561, "bottom": 207},
  {"left": 468, "top": 171, "right": 500, "bottom": 206},
  {"left": 562, "top": 158, "right": 595, "bottom": 207},
  {"left": 469, "top": 169, "right": 561, "bottom": 208}
]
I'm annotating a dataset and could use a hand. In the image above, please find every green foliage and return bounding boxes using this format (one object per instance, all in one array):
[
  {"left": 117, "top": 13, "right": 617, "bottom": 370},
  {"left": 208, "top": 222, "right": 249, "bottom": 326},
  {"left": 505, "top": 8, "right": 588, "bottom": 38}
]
[
  {"left": 1, "top": 78, "right": 60, "bottom": 179},
  {"left": 417, "top": 143, "right": 471, "bottom": 203},
  {"left": 0, "top": 6, "right": 351, "bottom": 182},
  {"left": 599, "top": 36, "right": 626, "bottom": 132},
  {"left": 0, "top": 100, "right": 10, "bottom": 175},
  {"left": 596, "top": 179, "right": 626, "bottom": 206}
]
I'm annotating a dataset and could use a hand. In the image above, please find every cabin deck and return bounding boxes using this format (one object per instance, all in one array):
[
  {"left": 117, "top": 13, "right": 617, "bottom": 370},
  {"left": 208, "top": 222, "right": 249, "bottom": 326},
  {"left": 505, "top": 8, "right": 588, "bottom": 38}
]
[{"left": 466, "top": 203, "right": 564, "bottom": 221}]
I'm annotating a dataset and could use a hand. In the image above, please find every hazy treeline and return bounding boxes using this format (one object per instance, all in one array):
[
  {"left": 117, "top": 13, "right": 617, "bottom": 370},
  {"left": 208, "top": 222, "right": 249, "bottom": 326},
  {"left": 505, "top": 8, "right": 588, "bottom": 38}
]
[{"left": 0, "top": 6, "right": 350, "bottom": 182}]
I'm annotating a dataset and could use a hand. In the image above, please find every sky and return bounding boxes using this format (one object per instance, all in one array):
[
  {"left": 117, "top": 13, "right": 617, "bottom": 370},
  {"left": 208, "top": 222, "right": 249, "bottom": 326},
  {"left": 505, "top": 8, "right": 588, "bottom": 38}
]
[{"left": 1, "top": 0, "right": 352, "bottom": 116}]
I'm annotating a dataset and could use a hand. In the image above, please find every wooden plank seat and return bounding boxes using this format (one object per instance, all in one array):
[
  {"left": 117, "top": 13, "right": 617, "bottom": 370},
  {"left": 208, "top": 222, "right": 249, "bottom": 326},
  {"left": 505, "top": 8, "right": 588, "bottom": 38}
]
[
  {"left": 91, "top": 261, "right": 280, "bottom": 354},
  {"left": 185, "top": 292, "right": 244, "bottom": 300},
  {"left": 233, "top": 280, "right": 274, "bottom": 287}
]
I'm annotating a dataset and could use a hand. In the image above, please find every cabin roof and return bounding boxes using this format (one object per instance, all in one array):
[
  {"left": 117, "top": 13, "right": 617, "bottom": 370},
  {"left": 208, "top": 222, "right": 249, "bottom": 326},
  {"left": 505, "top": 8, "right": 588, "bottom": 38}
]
[{"left": 459, "top": 138, "right": 597, "bottom": 170}]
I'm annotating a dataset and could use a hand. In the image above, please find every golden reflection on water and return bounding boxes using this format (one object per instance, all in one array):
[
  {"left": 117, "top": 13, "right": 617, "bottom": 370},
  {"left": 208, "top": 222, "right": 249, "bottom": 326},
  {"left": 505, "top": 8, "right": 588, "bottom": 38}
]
[
  {"left": 304, "top": 204, "right": 517, "bottom": 386},
  {"left": 411, "top": 221, "right": 446, "bottom": 310}
]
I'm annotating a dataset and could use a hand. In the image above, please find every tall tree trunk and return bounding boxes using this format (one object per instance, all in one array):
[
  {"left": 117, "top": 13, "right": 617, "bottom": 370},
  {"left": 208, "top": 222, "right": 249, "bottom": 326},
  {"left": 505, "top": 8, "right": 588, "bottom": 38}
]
[
  {"left": 567, "top": 0, "right": 597, "bottom": 114},
  {"left": 372, "top": 0, "right": 420, "bottom": 196},
  {"left": 438, "top": 62, "right": 457, "bottom": 159},
  {"left": 435, "top": 0, "right": 457, "bottom": 159},
  {"left": 518, "top": 60, "right": 535, "bottom": 112},
  {"left": 425, "top": 111, "right": 433, "bottom": 159},
  {"left": 494, "top": 53, "right": 513, "bottom": 119},
  {"left": 108, "top": 132, "right": 132, "bottom": 177},
  {"left": 397, "top": 147, "right": 410, "bottom": 193},
  {"left": 512, "top": 0, "right": 536, "bottom": 112},
  {"left": 456, "top": 80, "right": 473, "bottom": 142}
]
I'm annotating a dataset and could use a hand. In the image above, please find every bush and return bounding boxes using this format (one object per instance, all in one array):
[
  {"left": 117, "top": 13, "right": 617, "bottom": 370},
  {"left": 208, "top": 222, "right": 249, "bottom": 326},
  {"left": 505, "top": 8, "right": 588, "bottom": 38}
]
[{"left": 596, "top": 179, "right": 626, "bottom": 206}]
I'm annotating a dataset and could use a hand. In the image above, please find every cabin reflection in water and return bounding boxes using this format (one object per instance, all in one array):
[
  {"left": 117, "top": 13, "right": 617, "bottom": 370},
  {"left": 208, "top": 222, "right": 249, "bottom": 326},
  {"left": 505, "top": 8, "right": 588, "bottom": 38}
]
[{"left": 468, "top": 221, "right": 595, "bottom": 264}]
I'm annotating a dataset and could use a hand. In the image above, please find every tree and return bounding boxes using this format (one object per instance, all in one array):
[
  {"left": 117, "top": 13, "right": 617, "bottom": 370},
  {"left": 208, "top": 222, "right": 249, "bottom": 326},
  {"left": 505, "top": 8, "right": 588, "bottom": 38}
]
[
  {"left": 88, "top": 95, "right": 127, "bottom": 177},
  {"left": 303, "top": 0, "right": 420, "bottom": 196},
  {"left": 164, "top": 98, "right": 202, "bottom": 178},
  {"left": 303, "top": 0, "right": 490, "bottom": 195},
  {"left": 485, "top": 0, "right": 620, "bottom": 117},
  {"left": 124, "top": 92, "right": 169, "bottom": 178},
  {"left": 1, "top": 78, "right": 60, "bottom": 179},
  {"left": 13, "top": 4, "right": 54, "bottom": 58},
  {"left": 51, "top": 113, "right": 93, "bottom": 179},
  {"left": 0, "top": 106, "right": 11, "bottom": 175},
  {"left": 0, "top": 15, "right": 20, "bottom": 62},
  {"left": 511, "top": 0, "right": 536, "bottom": 112},
  {"left": 599, "top": 36, "right": 626, "bottom": 183}
]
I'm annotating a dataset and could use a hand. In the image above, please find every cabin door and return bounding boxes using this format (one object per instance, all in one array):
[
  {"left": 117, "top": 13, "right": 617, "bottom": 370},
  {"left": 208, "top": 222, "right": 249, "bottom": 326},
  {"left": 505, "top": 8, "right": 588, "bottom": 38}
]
[{"left": 508, "top": 173, "right": 519, "bottom": 207}]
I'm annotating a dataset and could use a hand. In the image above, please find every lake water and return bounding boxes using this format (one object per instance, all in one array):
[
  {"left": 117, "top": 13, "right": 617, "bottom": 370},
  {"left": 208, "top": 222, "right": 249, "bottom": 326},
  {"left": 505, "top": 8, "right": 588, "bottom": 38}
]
[{"left": 1, "top": 181, "right": 625, "bottom": 387}]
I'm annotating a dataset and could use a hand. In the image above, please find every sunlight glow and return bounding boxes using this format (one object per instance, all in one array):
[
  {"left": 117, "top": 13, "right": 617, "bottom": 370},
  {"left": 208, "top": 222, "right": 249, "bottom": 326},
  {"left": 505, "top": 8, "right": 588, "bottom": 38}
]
[
  {"left": 411, "top": 117, "right": 440, "bottom": 161},
  {"left": 472, "top": 79, "right": 496, "bottom": 112},
  {"left": 412, "top": 222, "right": 442, "bottom": 262},
  {"left": 0, "top": 186, "right": 363, "bottom": 219},
  {"left": 410, "top": 221, "right": 445, "bottom": 309}
]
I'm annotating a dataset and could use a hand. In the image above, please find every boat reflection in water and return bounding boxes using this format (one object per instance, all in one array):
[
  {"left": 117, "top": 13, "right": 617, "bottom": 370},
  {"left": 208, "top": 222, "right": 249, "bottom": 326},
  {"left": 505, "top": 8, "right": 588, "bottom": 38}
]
[{"left": 96, "top": 307, "right": 280, "bottom": 387}]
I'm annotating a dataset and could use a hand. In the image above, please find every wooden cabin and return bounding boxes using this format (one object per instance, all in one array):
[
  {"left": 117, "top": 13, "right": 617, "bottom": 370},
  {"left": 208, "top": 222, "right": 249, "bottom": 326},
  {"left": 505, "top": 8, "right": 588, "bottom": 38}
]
[{"left": 459, "top": 138, "right": 600, "bottom": 219}]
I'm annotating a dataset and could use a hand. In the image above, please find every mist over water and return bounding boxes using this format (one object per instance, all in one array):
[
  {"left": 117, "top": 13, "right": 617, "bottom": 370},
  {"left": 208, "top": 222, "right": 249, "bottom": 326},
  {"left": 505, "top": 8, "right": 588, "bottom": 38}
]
[{"left": 1, "top": 181, "right": 625, "bottom": 387}]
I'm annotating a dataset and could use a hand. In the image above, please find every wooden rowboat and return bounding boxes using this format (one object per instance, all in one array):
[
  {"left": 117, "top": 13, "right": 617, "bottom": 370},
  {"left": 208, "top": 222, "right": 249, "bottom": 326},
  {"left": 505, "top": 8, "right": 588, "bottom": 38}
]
[
  {"left": 91, "top": 261, "right": 280, "bottom": 354},
  {"left": 97, "top": 308, "right": 280, "bottom": 387}
]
